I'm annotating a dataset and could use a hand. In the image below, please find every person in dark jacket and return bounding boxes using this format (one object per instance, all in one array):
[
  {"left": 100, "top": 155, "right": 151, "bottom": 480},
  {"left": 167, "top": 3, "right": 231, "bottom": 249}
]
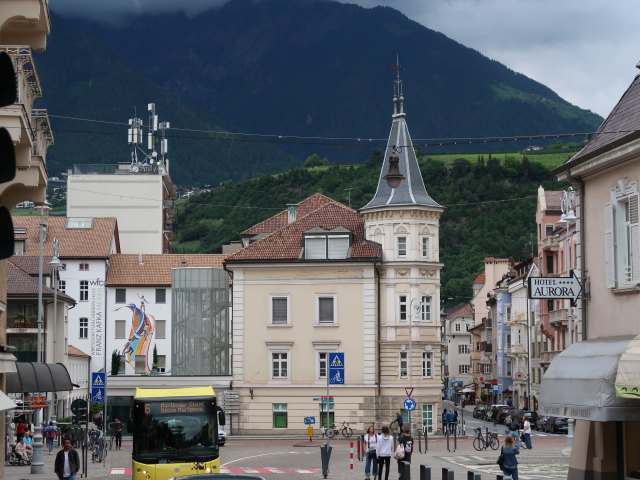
[
  {"left": 501, "top": 434, "right": 520, "bottom": 480},
  {"left": 396, "top": 424, "right": 413, "bottom": 480},
  {"left": 391, "top": 411, "right": 403, "bottom": 434},
  {"left": 441, "top": 409, "right": 448, "bottom": 434},
  {"left": 55, "top": 437, "right": 80, "bottom": 480}
]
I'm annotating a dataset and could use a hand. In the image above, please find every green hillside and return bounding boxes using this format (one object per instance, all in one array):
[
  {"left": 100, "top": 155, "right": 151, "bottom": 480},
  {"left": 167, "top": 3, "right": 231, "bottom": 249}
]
[{"left": 174, "top": 150, "right": 568, "bottom": 303}]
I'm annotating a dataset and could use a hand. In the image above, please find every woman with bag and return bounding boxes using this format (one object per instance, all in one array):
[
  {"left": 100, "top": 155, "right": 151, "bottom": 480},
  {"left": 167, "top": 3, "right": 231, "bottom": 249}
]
[
  {"left": 363, "top": 425, "right": 378, "bottom": 480},
  {"left": 500, "top": 434, "right": 520, "bottom": 480},
  {"left": 396, "top": 424, "right": 413, "bottom": 480},
  {"left": 375, "top": 425, "right": 393, "bottom": 480}
]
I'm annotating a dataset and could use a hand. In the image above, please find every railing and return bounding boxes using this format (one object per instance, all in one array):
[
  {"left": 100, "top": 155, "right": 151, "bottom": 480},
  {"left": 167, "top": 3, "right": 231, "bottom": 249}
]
[
  {"left": 540, "top": 350, "right": 561, "bottom": 364},
  {"left": 7, "top": 316, "right": 38, "bottom": 328},
  {"left": 549, "top": 309, "right": 568, "bottom": 326},
  {"left": 541, "top": 235, "right": 560, "bottom": 251}
]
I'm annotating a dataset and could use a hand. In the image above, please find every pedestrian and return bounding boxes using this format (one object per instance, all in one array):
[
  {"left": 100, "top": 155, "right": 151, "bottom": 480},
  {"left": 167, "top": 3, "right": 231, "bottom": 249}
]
[
  {"left": 375, "top": 425, "right": 393, "bottom": 480},
  {"left": 15, "top": 437, "right": 30, "bottom": 464},
  {"left": 391, "top": 411, "right": 403, "bottom": 435},
  {"left": 27, "top": 420, "right": 35, "bottom": 436},
  {"left": 508, "top": 418, "right": 520, "bottom": 446},
  {"left": 396, "top": 424, "right": 413, "bottom": 480},
  {"left": 363, "top": 425, "right": 378, "bottom": 480},
  {"left": 523, "top": 418, "right": 532, "bottom": 449},
  {"left": 452, "top": 410, "right": 459, "bottom": 433},
  {"left": 44, "top": 421, "right": 58, "bottom": 454},
  {"left": 8, "top": 418, "right": 16, "bottom": 445},
  {"left": 441, "top": 409, "right": 448, "bottom": 434},
  {"left": 500, "top": 434, "right": 520, "bottom": 480},
  {"left": 446, "top": 409, "right": 456, "bottom": 433},
  {"left": 113, "top": 418, "right": 123, "bottom": 449},
  {"left": 16, "top": 420, "right": 25, "bottom": 442},
  {"left": 55, "top": 437, "right": 80, "bottom": 480}
]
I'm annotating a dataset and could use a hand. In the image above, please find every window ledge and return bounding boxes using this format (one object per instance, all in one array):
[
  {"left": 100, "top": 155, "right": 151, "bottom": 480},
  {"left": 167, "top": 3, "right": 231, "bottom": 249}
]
[
  {"left": 314, "top": 323, "right": 339, "bottom": 327},
  {"left": 268, "top": 324, "right": 292, "bottom": 328},
  {"left": 612, "top": 285, "right": 640, "bottom": 295}
]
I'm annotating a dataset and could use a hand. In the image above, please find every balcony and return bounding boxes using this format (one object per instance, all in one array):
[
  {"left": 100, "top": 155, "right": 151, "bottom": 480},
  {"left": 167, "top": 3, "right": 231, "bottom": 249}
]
[
  {"left": 549, "top": 309, "right": 568, "bottom": 327},
  {"left": 541, "top": 235, "right": 560, "bottom": 252},
  {"left": 7, "top": 315, "right": 38, "bottom": 329},
  {"left": 540, "top": 350, "right": 561, "bottom": 366},
  {"left": 0, "top": 1, "right": 51, "bottom": 50},
  {"left": 510, "top": 344, "right": 528, "bottom": 355}
]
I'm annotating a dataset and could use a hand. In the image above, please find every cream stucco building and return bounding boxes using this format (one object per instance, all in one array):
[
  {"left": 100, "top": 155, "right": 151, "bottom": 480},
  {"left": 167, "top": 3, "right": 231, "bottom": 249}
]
[{"left": 225, "top": 76, "right": 444, "bottom": 434}]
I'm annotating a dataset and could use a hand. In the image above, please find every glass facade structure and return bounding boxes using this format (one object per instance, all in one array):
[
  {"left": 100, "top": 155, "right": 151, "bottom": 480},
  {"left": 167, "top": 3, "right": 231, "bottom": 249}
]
[{"left": 171, "top": 268, "right": 231, "bottom": 375}]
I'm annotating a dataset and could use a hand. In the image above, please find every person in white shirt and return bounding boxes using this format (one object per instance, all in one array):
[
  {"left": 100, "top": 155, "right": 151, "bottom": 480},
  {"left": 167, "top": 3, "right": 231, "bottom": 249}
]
[
  {"left": 375, "top": 425, "right": 393, "bottom": 480},
  {"left": 523, "top": 418, "right": 532, "bottom": 449},
  {"left": 363, "top": 425, "right": 378, "bottom": 480}
]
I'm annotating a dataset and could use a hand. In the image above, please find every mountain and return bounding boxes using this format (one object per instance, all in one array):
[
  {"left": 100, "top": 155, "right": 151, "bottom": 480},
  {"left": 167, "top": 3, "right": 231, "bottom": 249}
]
[{"left": 40, "top": 0, "right": 602, "bottom": 186}]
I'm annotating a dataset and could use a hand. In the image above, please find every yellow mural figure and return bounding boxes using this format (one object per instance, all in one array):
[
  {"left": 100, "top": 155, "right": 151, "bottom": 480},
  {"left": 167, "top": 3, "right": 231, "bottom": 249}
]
[{"left": 115, "top": 296, "right": 156, "bottom": 374}]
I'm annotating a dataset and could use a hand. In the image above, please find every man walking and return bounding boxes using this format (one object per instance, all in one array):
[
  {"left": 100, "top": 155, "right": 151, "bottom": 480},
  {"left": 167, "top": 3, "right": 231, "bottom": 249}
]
[
  {"left": 55, "top": 437, "right": 80, "bottom": 480},
  {"left": 396, "top": 425, "right": 413, "bottom": 480},
  {"left": 113, "top": 418, "right": 123, "bottom": 449},
  {"left": 523, "top": 417, "right": 532, "bottom": 449}
]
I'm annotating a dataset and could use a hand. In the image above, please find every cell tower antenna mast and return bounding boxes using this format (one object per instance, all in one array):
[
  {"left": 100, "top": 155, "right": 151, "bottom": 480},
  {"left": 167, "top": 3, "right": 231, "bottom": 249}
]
[{"left": 126, "top": 103, "right": 170, "bottom": 174}]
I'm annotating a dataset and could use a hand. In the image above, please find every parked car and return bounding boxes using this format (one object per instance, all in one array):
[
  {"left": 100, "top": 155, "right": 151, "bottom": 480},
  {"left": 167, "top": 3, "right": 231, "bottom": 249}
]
[
  {"left": 218, "top": 428, "right": 227, "bottom": 446},
  {"left": 486, "top": 404, "right": 509, "bottom": 422},
  {"left": 496, "top": 406, "right": 512, "bottom": 424},
  {"left": 537, "top": 416, "right": 568, "bottom": 433},
  {"left": 507, "top": 409, "right": 539, "bottom": 428},
  {"left": 472, "top": 403, "right": 490, "bottom": 419}
]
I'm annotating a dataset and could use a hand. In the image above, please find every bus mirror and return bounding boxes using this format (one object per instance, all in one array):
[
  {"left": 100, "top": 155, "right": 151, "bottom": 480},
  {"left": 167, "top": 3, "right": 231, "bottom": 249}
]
[{"left": 217, "top": 406, "right": 226, "bottom": 426}]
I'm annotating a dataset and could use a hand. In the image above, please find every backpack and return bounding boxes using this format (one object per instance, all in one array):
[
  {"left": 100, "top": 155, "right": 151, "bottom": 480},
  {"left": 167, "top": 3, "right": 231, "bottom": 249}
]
[
  {"left": 394, "top": 443, "right": 405, "bottom": 460},
  {"left": 48, "top": 428, "right": 55, "bottom": 439}
]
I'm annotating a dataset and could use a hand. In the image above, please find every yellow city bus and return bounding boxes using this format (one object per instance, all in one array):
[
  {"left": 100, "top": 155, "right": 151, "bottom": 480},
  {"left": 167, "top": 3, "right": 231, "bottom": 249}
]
[{"left": 132, "top": 386, "right": 222, "bottom": 480}]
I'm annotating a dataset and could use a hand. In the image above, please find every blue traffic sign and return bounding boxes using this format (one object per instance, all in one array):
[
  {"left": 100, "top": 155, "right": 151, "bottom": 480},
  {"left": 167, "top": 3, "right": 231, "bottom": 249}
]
[
  {"left": 304, "top": 416, "right": 316, "bottom": 425},
  {"left": 403, "top": 398, "right": 416, "bottom": 412},
  {"left": 328, "top": 352, "right": 345, "bottom": 385},
  {"left": 91, "top": 372, "right": 106, "bottom": 403}
]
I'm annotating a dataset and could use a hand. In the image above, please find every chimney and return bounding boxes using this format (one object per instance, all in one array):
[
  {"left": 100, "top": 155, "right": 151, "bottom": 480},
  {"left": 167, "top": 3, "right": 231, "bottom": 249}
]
[
  {"left": 287, "top": 204, "right": 297, "bottom": 224},
  {"left": 138, "top": 253, "right": 143, "bottom": 265}
]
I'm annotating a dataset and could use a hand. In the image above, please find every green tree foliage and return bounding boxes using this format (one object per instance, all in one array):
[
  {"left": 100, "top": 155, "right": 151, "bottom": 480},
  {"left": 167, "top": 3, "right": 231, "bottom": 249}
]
[
  {"left": 174, "top": 152, "right": 566, "bottom": 304},
  {"left": 110, "top": 349, "right": 121, "bottom": 376}
]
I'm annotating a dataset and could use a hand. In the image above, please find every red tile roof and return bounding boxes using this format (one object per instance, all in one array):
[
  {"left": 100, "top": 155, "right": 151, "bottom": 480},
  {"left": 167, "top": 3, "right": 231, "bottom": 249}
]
[
  {"left": 8, "top": 255, "right": 53, "bottom": 275},
  {"left": 106, "top": 254, "right": 227, "bottom": 286},
  {"left": 241, "top": 193, "right": 340, "bottom": 236},
  {"left": 227, "top": 198, "right": 381, "bottom": 263},
  {"left": 12, "top": 216, "right": 119, "bottom": 258},
  {"left": 447, "top": 303, "right": 473, "bottom": 319},
  {"left": 473, "top": 272, "right": 485, "bottom": 285},
  {"left": 7, "top": 261, "right": 76, "bottom": 303},
  {"left": 68, "top": 345, "right": 91, "bottom": 358}
]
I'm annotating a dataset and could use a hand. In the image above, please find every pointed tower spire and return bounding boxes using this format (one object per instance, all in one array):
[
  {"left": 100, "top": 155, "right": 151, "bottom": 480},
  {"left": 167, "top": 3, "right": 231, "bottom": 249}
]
[{"left": 361, "top": 64, "right": 441, "bottom": 211}]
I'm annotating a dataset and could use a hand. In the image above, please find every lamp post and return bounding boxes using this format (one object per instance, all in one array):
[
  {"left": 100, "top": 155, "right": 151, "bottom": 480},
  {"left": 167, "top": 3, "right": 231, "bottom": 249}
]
[
  {"left": 558, "top": 187, "right": 577, "bottom": 449},
  {"left": 32, "top": 203, "right": 50, "bottom": 474},
  {"left": 49, "top": 240, "right": 62, "bottom": 421}
]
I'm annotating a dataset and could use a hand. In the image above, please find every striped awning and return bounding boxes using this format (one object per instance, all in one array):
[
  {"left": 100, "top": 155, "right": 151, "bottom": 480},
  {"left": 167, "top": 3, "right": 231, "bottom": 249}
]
[{"left": 615, "top": 335, "right": 640, "bottom": 399}]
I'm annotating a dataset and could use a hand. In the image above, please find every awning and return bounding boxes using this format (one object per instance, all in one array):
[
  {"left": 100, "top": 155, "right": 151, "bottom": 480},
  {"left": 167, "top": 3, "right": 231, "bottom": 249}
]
[
  {"left": 0, "top": 390, "right": 17, "bottom": 411},
  {"left": 6, "top": 362, "right": 74, "bottom": 394},
  {"left": 540, "top": 335, "right": 640, "bottom": 422},
  {"left": 615, "top": 335, "right": 640, "bottom": 399}
]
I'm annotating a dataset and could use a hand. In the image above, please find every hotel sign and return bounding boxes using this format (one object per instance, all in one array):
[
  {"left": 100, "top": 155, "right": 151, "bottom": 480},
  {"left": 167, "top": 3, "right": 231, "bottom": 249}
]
[{"left": 528, "top": 271, "right": 582, "bottom": 305}]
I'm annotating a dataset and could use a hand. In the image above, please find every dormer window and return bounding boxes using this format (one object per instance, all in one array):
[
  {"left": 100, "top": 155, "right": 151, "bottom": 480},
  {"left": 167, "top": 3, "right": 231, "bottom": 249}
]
[{"left": 304, "top": 227, "right": 352, "bottom": 260}]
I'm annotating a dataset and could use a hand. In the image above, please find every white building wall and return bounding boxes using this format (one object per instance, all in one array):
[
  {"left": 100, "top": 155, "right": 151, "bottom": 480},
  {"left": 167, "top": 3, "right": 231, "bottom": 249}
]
[
  {"left": 106, "top": 286, "right": 172, "bottom": 375},
  {"left": 67, "top": 174, "right": 165, "bottom": 254},
  {"left": 446, "top": 318, "right": 473, "bottom": 386}
]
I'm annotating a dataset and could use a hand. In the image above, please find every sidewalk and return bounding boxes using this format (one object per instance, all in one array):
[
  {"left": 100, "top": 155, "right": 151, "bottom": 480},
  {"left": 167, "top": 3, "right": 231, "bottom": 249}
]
[{"left": 5, "top": 438, "right": 132, "bottom": 480}]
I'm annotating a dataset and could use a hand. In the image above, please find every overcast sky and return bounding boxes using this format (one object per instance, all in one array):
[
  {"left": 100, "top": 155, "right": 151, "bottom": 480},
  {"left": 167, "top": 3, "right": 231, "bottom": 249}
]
[{"left": 50, "top": 0, "right": 640, "bottom": 118}]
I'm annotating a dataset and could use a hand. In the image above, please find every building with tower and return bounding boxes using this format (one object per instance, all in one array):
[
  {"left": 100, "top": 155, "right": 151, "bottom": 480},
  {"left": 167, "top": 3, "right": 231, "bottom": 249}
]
[{"left": 225, "top": 70, "right": 444, "bottom": 434}]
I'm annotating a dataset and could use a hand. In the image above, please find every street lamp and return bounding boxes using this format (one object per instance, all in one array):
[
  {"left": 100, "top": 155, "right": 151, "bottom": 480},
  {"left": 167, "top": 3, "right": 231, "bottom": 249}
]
[
  {"left": 49, "top": 239, "right": 62, "bottom": 421},
  {"left": 33, "top": 202, "right": 50, "bottom": 474},
  {"left": 557, "top": 187, "right": 577, "bottom": 346}
]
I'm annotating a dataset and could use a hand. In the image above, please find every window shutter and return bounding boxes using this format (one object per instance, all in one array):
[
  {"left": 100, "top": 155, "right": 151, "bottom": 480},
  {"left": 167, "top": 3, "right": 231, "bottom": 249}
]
[
  {"left": 318, "top": 297, "right": 334, "bottom": 323},
  {"left": 305, "top": 237, "right": 326, "bottom": 259},
  {"left": 272, "top": 297, "right": 288, "bottom": 324},
  {"left": 604, "top": 202, "right": 616, "bottom": 288},
  {"left": 629, "top": 194, "right": 640, "bottom": 283},
  {"left": 327, "top": 236, "right": 349, "bottom": 259}
]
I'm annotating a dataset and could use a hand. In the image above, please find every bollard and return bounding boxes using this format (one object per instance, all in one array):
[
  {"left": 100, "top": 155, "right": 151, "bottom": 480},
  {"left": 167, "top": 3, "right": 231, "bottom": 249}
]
[
  {"left": 441, "top": 467, "right": 454, "bottom": 480},
  {"left": 320, "top": 442, "right": 332, "bottom": 479},
  {"left": 350, "top": 441, "right": 354, "bottom": 470},
  {"left": 400, "top": 461, "right": 411, "bottom": 480},
  {"left": 424, "top": 426, "right": 428, "bottom": 452},
  {"left": 467, "top": 471, "right": 481, "bottom": 480},
  {"left": 420, "top": 465, "right": 431, "bottom": 480},
  {"left": 357, "top": 435, "right": 362, "bottom": 461}
]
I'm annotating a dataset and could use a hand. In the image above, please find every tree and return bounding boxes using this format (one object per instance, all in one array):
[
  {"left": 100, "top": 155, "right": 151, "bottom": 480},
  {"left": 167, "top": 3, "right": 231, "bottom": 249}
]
[
  {"left": 110, "top": 349, "right": 121, "bottom": 376},
  {"left": 152, "top": 344, "right": 159, "bottom": 371}
]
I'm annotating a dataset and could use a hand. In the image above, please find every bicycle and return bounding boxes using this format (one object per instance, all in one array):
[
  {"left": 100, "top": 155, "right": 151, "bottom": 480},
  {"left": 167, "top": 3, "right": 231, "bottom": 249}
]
[
  {"left": 472, "top": 427, "right": 499, "bottom": 451},
  {"left": 325, "top": 421, "right": 353, "bottom": 438},
  {"left": 89, "top": 429, "right": 107, "bottom": 463},
  {"left": 105, "top": 428, "right": 114, "bottom": 450}
]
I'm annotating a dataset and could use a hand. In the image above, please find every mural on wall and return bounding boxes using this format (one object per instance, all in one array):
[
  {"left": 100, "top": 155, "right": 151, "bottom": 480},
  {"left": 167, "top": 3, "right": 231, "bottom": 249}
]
[{"left": 115, "top": 296, "right": 156, "bottom": 374}]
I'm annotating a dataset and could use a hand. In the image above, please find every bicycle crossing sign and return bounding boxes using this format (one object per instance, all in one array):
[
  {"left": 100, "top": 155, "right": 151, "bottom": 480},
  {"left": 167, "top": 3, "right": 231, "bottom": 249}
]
[
  {"left": 328, "top": 352, "right": 344, "bottom": 385},
  {"left": 92, "top": 372, "right": 106, "bottom": 403}
]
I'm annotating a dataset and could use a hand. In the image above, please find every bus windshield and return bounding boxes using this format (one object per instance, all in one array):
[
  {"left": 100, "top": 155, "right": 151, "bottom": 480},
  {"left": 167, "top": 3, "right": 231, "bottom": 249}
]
[{"left": 132, "top": 396, "right": 218, "bottom": 462}]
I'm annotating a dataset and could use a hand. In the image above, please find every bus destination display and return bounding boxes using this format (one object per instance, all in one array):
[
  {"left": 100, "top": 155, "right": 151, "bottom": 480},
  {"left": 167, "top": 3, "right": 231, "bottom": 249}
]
[{"left": 144, "top": 400, "right": 209, "bottom": 416}]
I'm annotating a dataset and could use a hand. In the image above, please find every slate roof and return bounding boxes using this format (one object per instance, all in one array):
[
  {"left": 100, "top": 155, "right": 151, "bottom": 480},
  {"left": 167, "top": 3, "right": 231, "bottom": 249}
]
[
  {"left": 7, "top": 261, "right": 76, "bottom": 303},
  {"left": 226, "top": 200, "right": 381, "bottom": 263},
  {"left": 12, "top": 216, "right": 119, "bottom": 258},
  {"left": 68, "top": 345, "right": 91, "bottom": 358},
  {"left": 106, "top": 254, "right": 227, "bottom": 286},
  {"left": 560, "top": 73, "right": 640, "bottom": 168},
  {"left": 361, "top": 92, "right": 441, "bottom": 211},
  {"left": 241, "top": 193, "right": 338, "bottom": 237}
]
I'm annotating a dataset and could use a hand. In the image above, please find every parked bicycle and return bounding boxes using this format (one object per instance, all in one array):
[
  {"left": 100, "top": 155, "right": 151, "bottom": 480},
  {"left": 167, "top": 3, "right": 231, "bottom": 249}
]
[
  {"left": 325, "top": 421, "right": 353, "bottom": 438},
  {"left": 472, "top": 427, "right": 500, "bottom": 451},
  {"left": 89, "top": 429, "right": 107, "bottom": 463}
]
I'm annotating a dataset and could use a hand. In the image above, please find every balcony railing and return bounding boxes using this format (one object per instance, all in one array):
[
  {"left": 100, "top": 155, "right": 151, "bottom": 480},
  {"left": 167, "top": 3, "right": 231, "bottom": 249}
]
[
  {"left": 541, "top": 235, "right": 560, "bottom": 251},
  {"left": 13, "top": 351, "right": 37, "bottom": 362},
  {"left": 510, "top": 344, "right": 527, "bottom": 354},
  {"left": 540, "top": 350, "right": 561, "bottom": 365},
  {"left": 7, "top": 316, "right": 38, "bottom": 329},
  {"left": 549, "top": 309, "right": 568, "bottom": 327}
]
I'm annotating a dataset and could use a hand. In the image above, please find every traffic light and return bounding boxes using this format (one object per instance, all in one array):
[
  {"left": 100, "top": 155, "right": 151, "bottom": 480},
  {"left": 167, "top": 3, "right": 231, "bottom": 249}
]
[{"left": 0, "top": 51, "right": 17, "bottom": 259}]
